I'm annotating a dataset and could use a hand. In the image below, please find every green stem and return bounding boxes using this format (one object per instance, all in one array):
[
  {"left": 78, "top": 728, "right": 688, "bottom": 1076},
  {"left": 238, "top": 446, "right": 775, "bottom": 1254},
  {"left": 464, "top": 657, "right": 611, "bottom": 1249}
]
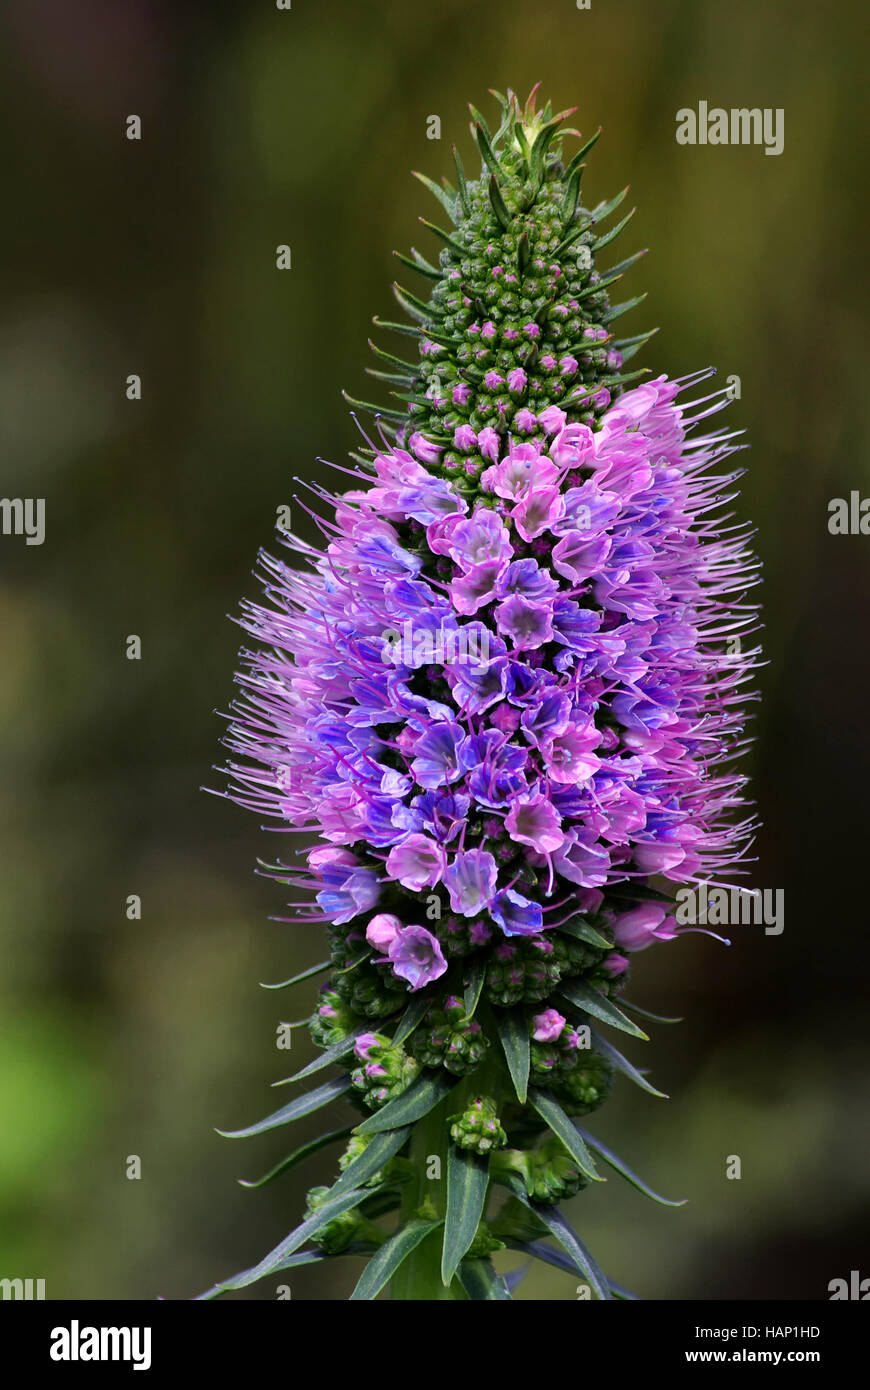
[
  {"left": 390, "top": 1091, "right": 456, "bottom": 1301},
  {"left": 390, "top": 1052, "right": 510, "bottom": 1300}
]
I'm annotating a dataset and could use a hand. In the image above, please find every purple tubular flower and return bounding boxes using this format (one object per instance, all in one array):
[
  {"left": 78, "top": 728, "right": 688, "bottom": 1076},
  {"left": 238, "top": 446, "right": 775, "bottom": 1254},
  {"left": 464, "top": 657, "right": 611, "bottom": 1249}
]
[{"left": 386, "top": 925, "right": 447, "bottom": 990}]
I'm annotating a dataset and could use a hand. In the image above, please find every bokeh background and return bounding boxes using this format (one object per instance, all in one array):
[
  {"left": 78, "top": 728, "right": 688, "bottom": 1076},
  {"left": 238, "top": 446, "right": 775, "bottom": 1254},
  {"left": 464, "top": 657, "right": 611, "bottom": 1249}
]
[{"left": 1, "top": 0, "right": 868, "bottom": 1301}]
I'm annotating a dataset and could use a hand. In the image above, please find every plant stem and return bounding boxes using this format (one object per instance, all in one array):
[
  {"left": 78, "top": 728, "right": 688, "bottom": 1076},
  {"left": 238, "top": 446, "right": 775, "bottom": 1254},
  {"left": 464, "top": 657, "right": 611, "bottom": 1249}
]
[
  {"left": 390, "top": 1091, "right": 456, "bottom": 1301},
  {"left": 390, "top": 1052, "right": 509, "bottom": 1300}
]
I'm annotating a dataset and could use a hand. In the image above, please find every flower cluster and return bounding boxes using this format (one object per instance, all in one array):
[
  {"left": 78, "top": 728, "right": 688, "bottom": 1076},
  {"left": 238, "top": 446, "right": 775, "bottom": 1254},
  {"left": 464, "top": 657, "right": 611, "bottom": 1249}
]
[
  {"left": 207, "top": 87, "right": 759, "bottom": 1303},
  {"left": 228, "top": 375, "right": 756, "bottom": 1010}
]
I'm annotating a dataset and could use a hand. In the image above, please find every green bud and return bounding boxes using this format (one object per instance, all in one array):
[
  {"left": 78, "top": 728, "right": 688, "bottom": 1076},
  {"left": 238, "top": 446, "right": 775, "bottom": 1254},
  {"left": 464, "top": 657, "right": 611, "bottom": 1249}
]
[{"left": 448, "top": 1095, "right": 507, "bottom": 1154}]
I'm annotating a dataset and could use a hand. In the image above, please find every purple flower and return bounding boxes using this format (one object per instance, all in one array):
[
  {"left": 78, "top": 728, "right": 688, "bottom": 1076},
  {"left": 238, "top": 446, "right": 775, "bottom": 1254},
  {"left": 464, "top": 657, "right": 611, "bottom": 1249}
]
[
  {"left": 443, "top": 848, "right": 497, "bottom": 916},
  {"left": 409, "top": 723, "right": 465, "bottom": 788},
  {"left": 385, "top": 833, "right": 445, "bottom": 891},
  {"left": 386, "top": 925, "right": 448, "bottom": 990},
  {"left": 505, "top": 793, "right": 564, "bottom": 853},
  {"left": 490, "top": 889, "right": 543, "bottom": 937}
]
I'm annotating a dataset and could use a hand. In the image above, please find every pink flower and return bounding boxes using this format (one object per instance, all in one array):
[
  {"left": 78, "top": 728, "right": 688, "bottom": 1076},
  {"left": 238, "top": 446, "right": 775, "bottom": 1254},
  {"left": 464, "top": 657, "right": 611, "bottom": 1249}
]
[
  {"left": 365, "top": 914, "right": 402, "bottom": 951},
  {"left": 532, "top": 1008, "right": 566, "bottom": 1042},
  {"left": 505, "top": 794, "right": 565, "bottom": 853},
  {"left": 537, "top": 405, "right": 567, "bottom": 435},
  {"left": 385, "top": 833, "right": 445, "bottom": 891},
  {"left": 409, "top": 432, "right": 443, "bottom": 465},
  {"left": 511, "top": 486, "right": 565, "bottom": 542},
  {"left": 612, "top": 903, "right": 678, "bottom": 952},
  {"left": 602, "top": 952, "right": 630, "bottom": 977}
]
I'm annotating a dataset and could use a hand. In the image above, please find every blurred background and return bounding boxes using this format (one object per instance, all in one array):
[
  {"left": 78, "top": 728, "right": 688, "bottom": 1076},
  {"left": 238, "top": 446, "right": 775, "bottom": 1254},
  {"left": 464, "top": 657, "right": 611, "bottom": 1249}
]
[{"left": 0, "top": 0, "right": 867, "bottom": 1301}]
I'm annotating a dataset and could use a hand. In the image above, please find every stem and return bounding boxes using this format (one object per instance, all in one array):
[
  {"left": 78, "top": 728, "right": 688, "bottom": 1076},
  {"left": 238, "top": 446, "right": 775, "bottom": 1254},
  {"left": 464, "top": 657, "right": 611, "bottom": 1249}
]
[
  {"left": 390, "top": 1092, "right": 456, "bottom": 1301},
  {"left": 390, "top": 1051, "right": 510, "bottom": 1300}
]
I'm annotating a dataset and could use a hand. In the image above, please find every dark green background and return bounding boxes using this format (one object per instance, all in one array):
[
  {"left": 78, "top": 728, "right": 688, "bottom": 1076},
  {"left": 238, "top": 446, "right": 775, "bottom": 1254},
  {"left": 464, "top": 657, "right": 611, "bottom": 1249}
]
[{"left": 0, "top": 0, "right": 867, "bottom": 1299}]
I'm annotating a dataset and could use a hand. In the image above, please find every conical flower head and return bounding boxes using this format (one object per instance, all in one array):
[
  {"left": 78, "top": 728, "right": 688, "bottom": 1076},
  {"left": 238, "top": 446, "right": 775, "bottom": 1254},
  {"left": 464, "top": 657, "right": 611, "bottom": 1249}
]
[{"left": 208, "top": 87, "right": 760, "bottom": 1303}]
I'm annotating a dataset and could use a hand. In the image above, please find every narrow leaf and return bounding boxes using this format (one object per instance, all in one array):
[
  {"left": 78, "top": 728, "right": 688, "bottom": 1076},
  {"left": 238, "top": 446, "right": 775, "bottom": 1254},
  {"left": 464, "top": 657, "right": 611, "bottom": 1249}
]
[
  {"left": 442, "top": 1146, "right": 490, "bottom": 1286},
  {"left": 601, "top": 292, "right": 648, "bottom": 324},
  {"left": 590, "top": 185, "right": 629, "bottom": 226},
  {"left": 525, "top": 1204, "right": 610, "bottom": 1300},
  {"left": 564, "top": 127, "right": 602, "bottom": 179},
  {"left": 458, "top": 1259, "right": 511, "bottom": 1301},
  {"left": 350, "top": 1218, "right": 441, "bottom": 1301},
  {"left": 495, "top": 1008, "right": 530, "bottom": 1104},
  {"left": 452, "top": 145, "right": 471, "bottom": 216},
  {"left": 554, "top": 917, "right": 611, "bottom": 950},
  {"left": 411, "top": 170, "right": 458, "bottom": 222},
  {"left": 473, "top": 121, "right": 502, "bottom": 180},
  {"left": 238, "top": 1126, "right": 353, "bottom": 1189},
  {"left": 591, "top": 207, "right": 636, "bottom": 253},
  {"left": 463, "top": 959, "right": 487, "bottom": 1020},
  {"left": 559, "top": 981, "right": 649, "bottom": 1040},
  {"left": 488, "top": 174, "right": 511, "bottom": 231},
  {"left": 355, "top": 1070, "right": 455, "bottom": 1135},
  {"left": 528, "top": 1089, "right": 603, "bottom": 1182},
  {"left": 392, "top": 992, "right": 431, "bottom": 1047},
  {"left": 195, "top": 1186, "right": 369, "bottom": 1299},
  {"left": 260, "top": 959, "right": 330, "bottom": 991},
  {"left": 218, "top": 1075, "right": 352, "bottom": 1140},
  {"left": 574, "top": 1125, "right": 686, "bottom": 1207},
  {"left": 589, "top": 1029, "right": 668, "bottom": 1099},
  {"left": 330, "top": 1124, "right": 412, "bottom": 1196},
  {"left": 274, "top": 1029, "right": 366, "bottom": 1087},
  {"left": 620, "top": 998, "right": 684, "bottom": 1025}
]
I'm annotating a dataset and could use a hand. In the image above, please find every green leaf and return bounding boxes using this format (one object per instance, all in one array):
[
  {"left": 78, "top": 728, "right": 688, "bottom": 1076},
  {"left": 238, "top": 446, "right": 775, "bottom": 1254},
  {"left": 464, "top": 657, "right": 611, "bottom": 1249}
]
[
  {"left": 488, "top": 174, "right": 511, "bottom": 231},
  {"left": 601, "top": 292, "right": 648, "bottom": 324},
  {"left": 507, "top": 1239, "right": 627, "bottom": 1299},
  {"left": 564, "top": 127, "right": 602, "bottom": 180},
  {"left": 452, "top": 145, "right": 471, "bottom": 216},
  {"left": 558, "top": 981, "right": 649, "bottom": 1040},
  {"left": 589, "top": 1029, "right": 668, "bottom": 1099},
  {"left": 473, "top": 120, "right": 502, "bottom": 180},
  {"left": 574, "top": 1125, "right": 686, "bottom": 1207},
  {"left": 355, "top": 1070, "right": 455, "bottom": 1135},
  {"left": 238, "top": 1126, "right": 353, "bottom": 1189},
  {"left": 524, "top": 1204, "right": 610, "bottom": 1300},
  {"left": 458, "top": 1259, "right": 511, "bottom": 1301},
  {"left": 554, "top": 917, "right": 612, "bottom": 950},
  {"left": 411, "top": 170, "right": 458, "bottom": 223},
  {"left": 392, "top": 993, "right": 430, "bottom": 1047},
  {"left": 217, "top": 1075, "right": 352, "bottom": 1139},
  {"left": 418, "top": 217, "right": 467, "bottom": 258},
  {"left": 528, "top": 1089, "right": 603, "bottom": 1182},
  {"left": 591, "top": 206, "right": 636, "bottom": 253},
  {"left": 393, "top": 249, "right": 440, "bottom": 281},
  {"left": 620, "top": 998, "right": 684, "bottom": 1025},
  {"left": 274, "top": 1028, "right": 366, "bottom": 1086},
  {"left": 330, "top": 1124, "right": 412, "bottom": 1196},
  {"left": 349, "top": 1218, "right": 442, "bottom": 1300},
  {"left": 463, "top": 959, "right": 487, "bottom": 1021},
  {"left": 493, "top": 1172, "right": 610, "bottom": 1300},
  {"left": 613, "top": 327, "right": 660, "bottom": 363},
  {"left": 392, "top": 282, "right": 434, "bottom": 326},
  {"left": 341, "top": 390, "right": 407, "bottom": 424},
  {"left": 590, "top": 185, "right": 629, "bottom": 226},
  {"left": 495, "top": 1008, "right": 530, "bottom": 1104},
  {"left": 195, "top": 1186, "right": 369, "bottom": 1299},
  {"left": 442, "top": 1146, "right": 490, "bottom": 1286},
  {"left": 260, "top": 959, "right": 330, "bottom": 991}
]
